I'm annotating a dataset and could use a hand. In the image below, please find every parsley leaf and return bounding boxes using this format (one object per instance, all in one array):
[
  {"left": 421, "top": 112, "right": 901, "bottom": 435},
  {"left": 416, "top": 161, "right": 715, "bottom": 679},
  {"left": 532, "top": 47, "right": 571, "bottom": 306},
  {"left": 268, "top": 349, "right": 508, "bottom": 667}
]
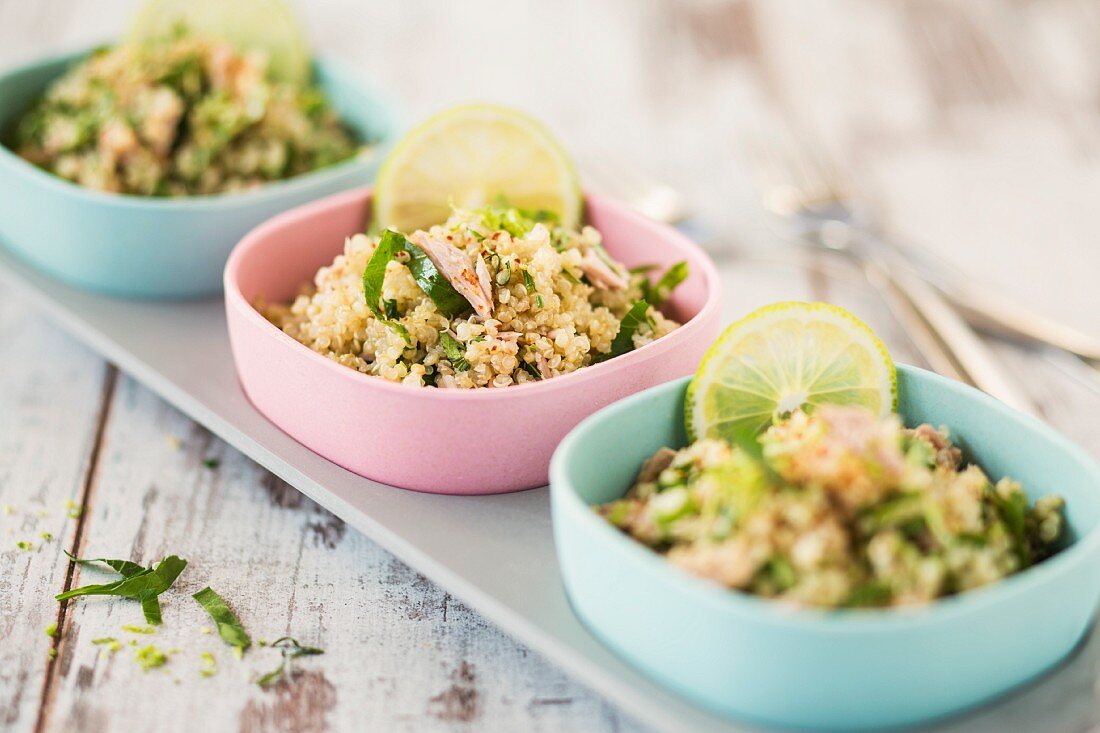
[
  {"left": 192, "top": 586, "right": 251, "bottom": 654},
  {"left": 438, "top": 332, "right": 470, "bottom": 371},
  {"left": 594, "top": 301, "right": 651, "bottom": 363},
  {"left": 363, "top": 231, "right": 470, "bottom": 331},
  {"left": 643, "top": 261, "right": 689, "bottom": 307}
]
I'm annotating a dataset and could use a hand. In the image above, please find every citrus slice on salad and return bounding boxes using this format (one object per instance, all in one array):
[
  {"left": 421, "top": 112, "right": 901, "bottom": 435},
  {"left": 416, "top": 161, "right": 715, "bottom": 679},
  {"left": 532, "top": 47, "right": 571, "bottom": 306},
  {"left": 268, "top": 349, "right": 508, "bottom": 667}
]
[
  {"left": 128, "top": 0, "right": 312, "bottom": 85},
  {"left": 373, "top": 104, "right": 581, "bottom": 233},
  {"left": 685, "top": 301, "right": 897, "bottom": 444}
]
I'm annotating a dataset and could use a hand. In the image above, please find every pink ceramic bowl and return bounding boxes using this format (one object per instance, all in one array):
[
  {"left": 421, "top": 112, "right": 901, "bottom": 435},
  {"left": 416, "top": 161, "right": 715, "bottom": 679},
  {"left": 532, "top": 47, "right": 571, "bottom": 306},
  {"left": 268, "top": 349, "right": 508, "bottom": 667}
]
[{"left": 224, "top": 188, "right": 722, "bottom": 494}]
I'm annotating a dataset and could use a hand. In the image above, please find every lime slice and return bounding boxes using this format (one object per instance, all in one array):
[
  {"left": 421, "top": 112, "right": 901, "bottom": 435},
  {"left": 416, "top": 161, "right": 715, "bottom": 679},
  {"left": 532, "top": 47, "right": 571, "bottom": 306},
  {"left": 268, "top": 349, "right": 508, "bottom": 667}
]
[
  {"left": 373, "top": 104, "right": 581, "bottom": 233},
  {"left": 128, "top": 0, "right": 311, "bottom": 85},
  {"left": 686, "top": 301, "right": 897, "bottom": 444}
]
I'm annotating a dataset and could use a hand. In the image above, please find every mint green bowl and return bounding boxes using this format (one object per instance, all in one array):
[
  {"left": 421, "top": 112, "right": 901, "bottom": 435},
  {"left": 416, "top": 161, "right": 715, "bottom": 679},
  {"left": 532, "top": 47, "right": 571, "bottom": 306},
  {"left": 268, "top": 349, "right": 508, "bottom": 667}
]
[
  {"left": 0, "top": 49, "right": 397, "bottom": 299},
  {"left": 550, "top": 365, "right": 1100, "bottom": 730}
]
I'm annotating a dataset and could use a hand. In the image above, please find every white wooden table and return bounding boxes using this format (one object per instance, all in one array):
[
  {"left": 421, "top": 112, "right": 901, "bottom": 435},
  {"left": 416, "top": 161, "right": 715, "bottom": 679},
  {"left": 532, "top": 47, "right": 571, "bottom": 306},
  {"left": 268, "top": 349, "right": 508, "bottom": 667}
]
[{"left": 2, "top": 1, "right": 1099, "bottom": 731}]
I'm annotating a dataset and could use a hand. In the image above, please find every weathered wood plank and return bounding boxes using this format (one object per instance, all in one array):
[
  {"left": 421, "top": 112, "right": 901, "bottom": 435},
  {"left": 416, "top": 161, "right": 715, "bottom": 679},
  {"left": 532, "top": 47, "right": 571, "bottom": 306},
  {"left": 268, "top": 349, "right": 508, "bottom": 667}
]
[
  {"left": 0, "top": 295, "right": 111, "bottom": 733},
  {"left": 44, "top": 376, "right": 644, "bottom": 733}
]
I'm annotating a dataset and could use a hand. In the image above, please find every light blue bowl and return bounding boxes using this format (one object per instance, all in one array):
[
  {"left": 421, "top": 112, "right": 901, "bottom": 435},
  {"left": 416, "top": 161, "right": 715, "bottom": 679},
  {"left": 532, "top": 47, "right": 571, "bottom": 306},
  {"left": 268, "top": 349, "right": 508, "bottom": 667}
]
[
  {"left": 550, "top": 365, "right": 1100, "bottom": 730},
  {"left": 0, "top": 49, "right": 398, "bottom": 298}
]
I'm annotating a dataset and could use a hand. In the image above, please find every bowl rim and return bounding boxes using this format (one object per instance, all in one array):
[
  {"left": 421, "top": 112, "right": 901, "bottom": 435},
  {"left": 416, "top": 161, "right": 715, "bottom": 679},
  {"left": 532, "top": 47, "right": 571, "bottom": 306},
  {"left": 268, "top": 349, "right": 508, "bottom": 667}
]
[
  {"left": 224, "top": 186, "right": 724, "bottom": 403},
  {"left": 550, "top": 367, "right": 1100, "bottom": 632},
  {"left": 0, "top": 45, "right": 397, "bottom": 212}
]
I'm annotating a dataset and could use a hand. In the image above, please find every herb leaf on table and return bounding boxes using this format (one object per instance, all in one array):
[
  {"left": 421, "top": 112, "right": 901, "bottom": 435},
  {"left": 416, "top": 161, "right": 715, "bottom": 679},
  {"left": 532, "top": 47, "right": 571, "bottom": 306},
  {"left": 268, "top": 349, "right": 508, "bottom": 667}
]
[
  {"left": 257, "top": 637, "right": 325, "bottom": 688},
  {"left": 56, "top": 555, "right": 187, "bottom": 625},
  {"left": 192, "top": 586, "right": 251, "bottom": 654}
]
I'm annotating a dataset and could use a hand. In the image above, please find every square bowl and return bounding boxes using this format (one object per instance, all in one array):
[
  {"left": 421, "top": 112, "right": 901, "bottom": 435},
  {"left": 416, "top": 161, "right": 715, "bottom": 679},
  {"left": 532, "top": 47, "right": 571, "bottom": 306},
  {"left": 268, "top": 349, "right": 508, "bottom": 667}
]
[
  {"left": 550, "top": 368, "right": 1100, "bottom": 729},
  {"left": 0, "top": 48, "right": 398, "bottom": 299},
  {"left": 224, "top": 187, "right": 723, "bottom": 494}
]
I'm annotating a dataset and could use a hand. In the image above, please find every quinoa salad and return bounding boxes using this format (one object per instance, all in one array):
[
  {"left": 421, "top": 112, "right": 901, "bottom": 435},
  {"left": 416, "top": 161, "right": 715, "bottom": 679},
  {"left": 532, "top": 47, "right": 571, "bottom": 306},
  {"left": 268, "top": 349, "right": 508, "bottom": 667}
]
[
  {"left": 599, "top": 405, "right": 1066, "bottom": 608},
  {"left": 10, "top": 34, "right": 357, "bottom": 196},
  {"left": 263, "top": 206, "right": 687, "bottom": 388}
]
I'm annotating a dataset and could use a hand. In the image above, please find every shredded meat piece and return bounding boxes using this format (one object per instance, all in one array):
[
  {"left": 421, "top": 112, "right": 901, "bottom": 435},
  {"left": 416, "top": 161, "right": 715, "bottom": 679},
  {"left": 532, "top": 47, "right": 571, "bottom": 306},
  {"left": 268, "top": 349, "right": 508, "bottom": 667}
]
[{"left": 409, "top": 231, "right": 494, "bottom": 317}]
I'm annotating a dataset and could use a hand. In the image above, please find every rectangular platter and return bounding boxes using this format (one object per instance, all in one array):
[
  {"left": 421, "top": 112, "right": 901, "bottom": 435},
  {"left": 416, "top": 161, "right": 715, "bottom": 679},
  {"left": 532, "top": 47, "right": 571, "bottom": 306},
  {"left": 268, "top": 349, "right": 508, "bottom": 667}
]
[{"left": 0, "top": 244, "right": 750, "bottom": 733}]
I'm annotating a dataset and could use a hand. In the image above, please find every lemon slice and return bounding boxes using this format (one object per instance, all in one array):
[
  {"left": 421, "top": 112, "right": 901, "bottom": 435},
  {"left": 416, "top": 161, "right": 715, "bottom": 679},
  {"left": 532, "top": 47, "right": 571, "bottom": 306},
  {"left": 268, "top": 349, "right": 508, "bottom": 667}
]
[
  {"left": 686, "top": 301, "right": 897, "bottom": 444},
  {"left": 373, "top": 104, "right": 581, "bottom": 233},
  {"left": 128, "top": 0, "right": 311, "bottom": 85}
]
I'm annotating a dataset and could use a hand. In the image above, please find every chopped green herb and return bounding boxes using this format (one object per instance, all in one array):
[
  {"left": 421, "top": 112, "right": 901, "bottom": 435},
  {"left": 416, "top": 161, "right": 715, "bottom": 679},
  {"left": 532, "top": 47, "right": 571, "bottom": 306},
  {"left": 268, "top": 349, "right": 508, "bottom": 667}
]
[
  {"left": 257, "top": 637, "right": 324, "bottom": 688},
  {"left": 45, "top": 622, "right": 58, "bottom": 638},
  {"left": 382, "top": 298, "right": 401, "bottom": 320},
  {"left": 40, "top": 531, "right": 53, "bottom": 541},
  {"left": 477, "top": 203, "right": 558, "bottom": 239},
  {"left": 522, "top": 269, "right": 537, "bottom": 292},
  {"left": 363, "top": 231, "right": 470, "bottom": 329},
  {"left": 843, "top": 581, "right": 894, "bottom": 608},
  {"left": 594, "top": 301, "right": 651, "bottom": 363},
  {"left": 57, "top": 555, "right": 187, "bottom": 627},
  {"left": 122, "top": 624, "right": 156, "bottom": 635},
  {"left": 199, "top": 651, "right": 218, "bottom": 678},
  {"left": 192, "top": 586, "right": 251, "bottom": 654},
  {"left": 520, "top": 360, "right": 543, "bottom": 381},
  {"left": 628, "top": 264, "right": 659, "bottom": 275},
  {"left": 202, "top": 458, "right": 220, "bottom": 470},
  {"left": 438, "top": 332, "right": 470, "bottom": 372},
  {"left": 16, "top": 540, "right": 32, "bottom": 551},
  {"left": 495, "top": 258, "right": 512, "bottom": 286},
  {"left": 135, "top": 644, "right": 169, "bottom": 671},
  {"left": 641, "top": 261, "right": 689, "bottom": 307},
  {"left": 561, "top": 269, "right": 582, "bottom": 285}
]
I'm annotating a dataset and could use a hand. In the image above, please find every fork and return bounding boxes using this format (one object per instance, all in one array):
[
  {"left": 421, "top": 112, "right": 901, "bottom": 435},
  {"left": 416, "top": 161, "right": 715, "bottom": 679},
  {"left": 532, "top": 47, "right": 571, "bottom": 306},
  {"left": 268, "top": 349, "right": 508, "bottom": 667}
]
[{"left": 742, "top": 133, "right": 1038, "bottom": 415}]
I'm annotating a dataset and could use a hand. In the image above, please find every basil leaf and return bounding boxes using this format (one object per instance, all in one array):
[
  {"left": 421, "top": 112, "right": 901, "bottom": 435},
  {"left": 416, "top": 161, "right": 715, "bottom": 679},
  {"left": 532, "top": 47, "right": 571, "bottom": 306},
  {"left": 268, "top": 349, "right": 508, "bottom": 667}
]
[
  {"left": 643, "top": 261, "right": 688, "bottom": 307},
  {"left": 595, "top": 301, "right": 651, "bottom": 363},
  {"left": 362, "top": 231, "right": 470, "bottom": 326},
  {"left": 192, "top": 586, "right": 251, "bottom": 653},
  {"left": 438, "top": 332, "right": 470, "bottom": 371}
]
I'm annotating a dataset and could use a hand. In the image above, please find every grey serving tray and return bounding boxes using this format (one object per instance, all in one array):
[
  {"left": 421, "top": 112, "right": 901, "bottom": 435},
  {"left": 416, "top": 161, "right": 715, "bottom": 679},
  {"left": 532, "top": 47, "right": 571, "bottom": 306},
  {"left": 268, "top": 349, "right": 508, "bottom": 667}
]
[{"left": 4, "top": 246, "right": 1091, "bottom": 733}]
